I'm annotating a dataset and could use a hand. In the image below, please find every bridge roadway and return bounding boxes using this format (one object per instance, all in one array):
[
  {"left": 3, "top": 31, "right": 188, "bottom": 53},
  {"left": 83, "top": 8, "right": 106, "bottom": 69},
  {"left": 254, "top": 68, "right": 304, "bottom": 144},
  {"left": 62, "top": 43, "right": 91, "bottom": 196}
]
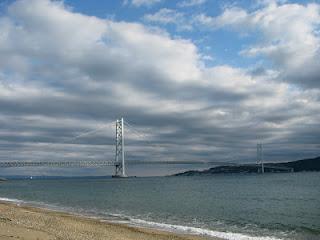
[
  {"left": 0, "top": 160, "right": 116, "bottom": 168},
  {"left": 0, "top": 160, "right": 235, "bottom": 168}
]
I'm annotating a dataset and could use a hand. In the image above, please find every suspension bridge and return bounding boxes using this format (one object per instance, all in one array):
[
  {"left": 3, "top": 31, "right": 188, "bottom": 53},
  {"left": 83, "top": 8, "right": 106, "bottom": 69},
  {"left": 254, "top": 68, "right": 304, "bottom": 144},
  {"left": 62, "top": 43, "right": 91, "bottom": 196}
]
[
  {"left": 0, "top": 118, "right": 128, "bottom": 177},
  {"left": 0, "top": 118, "right": 294, "bottom": 176},
  {"left": 0, "top": 118, "right": 214, "bottom": 177}
]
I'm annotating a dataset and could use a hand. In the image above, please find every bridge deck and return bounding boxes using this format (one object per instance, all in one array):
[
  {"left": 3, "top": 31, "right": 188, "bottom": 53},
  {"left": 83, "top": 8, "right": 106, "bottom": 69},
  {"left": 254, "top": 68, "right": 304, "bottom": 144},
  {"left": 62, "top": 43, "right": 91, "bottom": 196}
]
[{"left": 0, "top": 161, "right": 116, "bottom": 168}]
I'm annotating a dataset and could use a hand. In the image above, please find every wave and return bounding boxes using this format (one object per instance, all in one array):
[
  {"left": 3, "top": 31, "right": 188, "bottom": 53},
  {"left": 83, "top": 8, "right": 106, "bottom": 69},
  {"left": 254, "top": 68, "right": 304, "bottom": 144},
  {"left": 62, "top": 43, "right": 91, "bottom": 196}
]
[
  {"left": 0, "top": 196, "right": 284, "bottom": 240},
  {"left": 0, "top": 197, "right": 23, "bottom": 203},
  {"left": 128, "top": 218, "right": 284, "bottom": 240}
]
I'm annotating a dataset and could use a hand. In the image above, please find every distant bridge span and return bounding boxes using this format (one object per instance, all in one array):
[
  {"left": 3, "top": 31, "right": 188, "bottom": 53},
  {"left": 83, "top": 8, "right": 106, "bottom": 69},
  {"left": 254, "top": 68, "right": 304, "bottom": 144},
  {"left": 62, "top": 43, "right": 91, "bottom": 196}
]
[
  {"left": 0, "top": 160, "right": 115, "bottom": 168},
  {"left": 0, "top": 160, "right": 235, "bottom": 168}
]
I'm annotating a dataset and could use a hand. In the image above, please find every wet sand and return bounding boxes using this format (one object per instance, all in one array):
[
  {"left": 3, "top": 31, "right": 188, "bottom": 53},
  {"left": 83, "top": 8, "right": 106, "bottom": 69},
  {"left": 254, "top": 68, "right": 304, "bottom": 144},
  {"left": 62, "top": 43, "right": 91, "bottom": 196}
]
[{"left": 0, "top": 201, "right": 218, "bottom": 240}]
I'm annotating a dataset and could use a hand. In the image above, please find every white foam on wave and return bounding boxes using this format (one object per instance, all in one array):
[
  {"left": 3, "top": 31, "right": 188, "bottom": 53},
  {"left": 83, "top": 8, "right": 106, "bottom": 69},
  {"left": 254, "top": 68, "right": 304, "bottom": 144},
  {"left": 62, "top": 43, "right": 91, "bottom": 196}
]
[
  {"left": 0, "top": 196, "right": 67, "bottom": 212},
  {"left": 0, "top": 197, "right": 23, "bottom": 203},
  {"left": 129, "top": 218, "right": 284, "bottom": 240}
]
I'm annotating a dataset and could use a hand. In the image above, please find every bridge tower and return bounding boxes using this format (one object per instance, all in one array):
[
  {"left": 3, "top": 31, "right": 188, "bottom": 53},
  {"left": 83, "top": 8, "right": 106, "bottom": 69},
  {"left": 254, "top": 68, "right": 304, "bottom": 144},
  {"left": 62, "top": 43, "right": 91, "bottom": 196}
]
[
  {"left": 114, "top": 118, "right": 126, "bottom": 177},
  {"left": 257, "top": 143, "right": 264, "bottom": 173}
]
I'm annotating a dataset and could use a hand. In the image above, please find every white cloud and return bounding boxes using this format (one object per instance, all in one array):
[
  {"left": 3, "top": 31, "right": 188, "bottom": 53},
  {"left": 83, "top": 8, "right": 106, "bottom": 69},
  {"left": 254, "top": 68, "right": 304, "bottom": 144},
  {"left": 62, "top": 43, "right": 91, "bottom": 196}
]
[
  {"left": 178, "top": 0, "right": 206, "bottom": 8},
  {"left": 193, "top": 7, "right": 249, "bottom": 29},
  {"left": 242, "top": 3, "right": 320, "bottom": 68},
  {"left": 144, "top": 8, "right": 183, "bottom": 24},
  {"left": 144, "top": 8, "right": 193, "bottom": 31},
  {"left": 124, "top": 0, "right": 163, "bottom": 7},
  {"left": 194, "top": 1, "right": 320, "bottom": 88}
]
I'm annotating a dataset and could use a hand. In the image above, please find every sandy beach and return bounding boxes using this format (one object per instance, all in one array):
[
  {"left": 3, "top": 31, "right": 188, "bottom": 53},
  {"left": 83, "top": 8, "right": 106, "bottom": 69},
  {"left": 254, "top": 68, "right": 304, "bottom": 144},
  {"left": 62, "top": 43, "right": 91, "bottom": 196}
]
[{"left": 0, "top": 201, "right": 216, "bottom": 240}]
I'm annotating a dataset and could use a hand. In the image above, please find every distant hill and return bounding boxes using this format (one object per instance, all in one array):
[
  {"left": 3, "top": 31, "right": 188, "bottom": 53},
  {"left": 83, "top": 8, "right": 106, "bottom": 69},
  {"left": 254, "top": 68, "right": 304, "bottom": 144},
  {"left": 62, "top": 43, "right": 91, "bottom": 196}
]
[{"left": 173, "top": 156, "right": 320, "bottom": 176}]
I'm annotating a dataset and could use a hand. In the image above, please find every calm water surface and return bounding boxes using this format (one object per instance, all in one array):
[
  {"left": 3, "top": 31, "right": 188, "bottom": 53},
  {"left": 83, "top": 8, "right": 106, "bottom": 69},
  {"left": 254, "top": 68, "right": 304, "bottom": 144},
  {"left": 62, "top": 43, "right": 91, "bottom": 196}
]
[{"left": 0, "top": 172, "right": 319, "bottom": 240}]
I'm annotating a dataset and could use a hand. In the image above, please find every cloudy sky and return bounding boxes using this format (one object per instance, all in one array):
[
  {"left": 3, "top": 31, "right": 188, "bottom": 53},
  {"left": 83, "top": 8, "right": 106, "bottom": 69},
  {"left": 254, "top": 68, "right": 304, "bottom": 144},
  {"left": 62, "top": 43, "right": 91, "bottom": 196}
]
[{"left": 0, "top": 0, "right": 319, "bottom": 176}]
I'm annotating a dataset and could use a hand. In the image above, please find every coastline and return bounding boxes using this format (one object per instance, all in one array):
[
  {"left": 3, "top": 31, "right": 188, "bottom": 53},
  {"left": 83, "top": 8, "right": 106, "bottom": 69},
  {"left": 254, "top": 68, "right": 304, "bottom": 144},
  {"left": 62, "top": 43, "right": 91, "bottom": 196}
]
[{"left": 0, "top": 200, "right": 216, "bottom": 240}]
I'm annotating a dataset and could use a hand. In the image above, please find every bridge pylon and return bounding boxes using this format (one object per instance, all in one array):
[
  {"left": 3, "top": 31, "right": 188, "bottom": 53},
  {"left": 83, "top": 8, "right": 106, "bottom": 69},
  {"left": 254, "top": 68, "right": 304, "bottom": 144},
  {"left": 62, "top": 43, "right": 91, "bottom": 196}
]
[
  {"left": 113, "top": 118, "right": 127, "bottom": 177},
  {"left": 257, "top": 143, "right": 264, "bottom": 173}
]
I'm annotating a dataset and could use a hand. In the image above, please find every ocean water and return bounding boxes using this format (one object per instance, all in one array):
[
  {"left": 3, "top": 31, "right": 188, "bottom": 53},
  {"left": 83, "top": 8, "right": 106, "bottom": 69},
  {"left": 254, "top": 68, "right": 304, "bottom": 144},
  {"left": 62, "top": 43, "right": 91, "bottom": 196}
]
[{"left": 0, "top": 172, "right": 319, "bottom": 240}]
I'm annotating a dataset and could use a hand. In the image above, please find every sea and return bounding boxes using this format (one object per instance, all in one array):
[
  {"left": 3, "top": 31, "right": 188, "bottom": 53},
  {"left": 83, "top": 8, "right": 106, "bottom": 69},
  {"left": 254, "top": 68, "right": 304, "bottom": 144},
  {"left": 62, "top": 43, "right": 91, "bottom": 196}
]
[{"left": 0, "top": 172, "right": 319, "bottom": 240}]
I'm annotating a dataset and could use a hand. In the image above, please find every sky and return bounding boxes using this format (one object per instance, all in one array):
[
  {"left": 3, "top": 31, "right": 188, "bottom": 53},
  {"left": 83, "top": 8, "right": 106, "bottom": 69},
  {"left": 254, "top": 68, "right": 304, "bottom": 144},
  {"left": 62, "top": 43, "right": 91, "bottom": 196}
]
[{"left": 0, "top": 0, "right": 319, "bottom": 176}]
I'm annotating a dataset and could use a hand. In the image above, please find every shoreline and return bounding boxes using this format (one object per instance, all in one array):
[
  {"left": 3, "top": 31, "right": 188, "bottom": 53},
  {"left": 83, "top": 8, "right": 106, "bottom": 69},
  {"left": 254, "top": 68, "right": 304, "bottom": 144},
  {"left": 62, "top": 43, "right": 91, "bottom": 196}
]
[{"left": 0, "top": 200, "right": 216, "bottom": 240}]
